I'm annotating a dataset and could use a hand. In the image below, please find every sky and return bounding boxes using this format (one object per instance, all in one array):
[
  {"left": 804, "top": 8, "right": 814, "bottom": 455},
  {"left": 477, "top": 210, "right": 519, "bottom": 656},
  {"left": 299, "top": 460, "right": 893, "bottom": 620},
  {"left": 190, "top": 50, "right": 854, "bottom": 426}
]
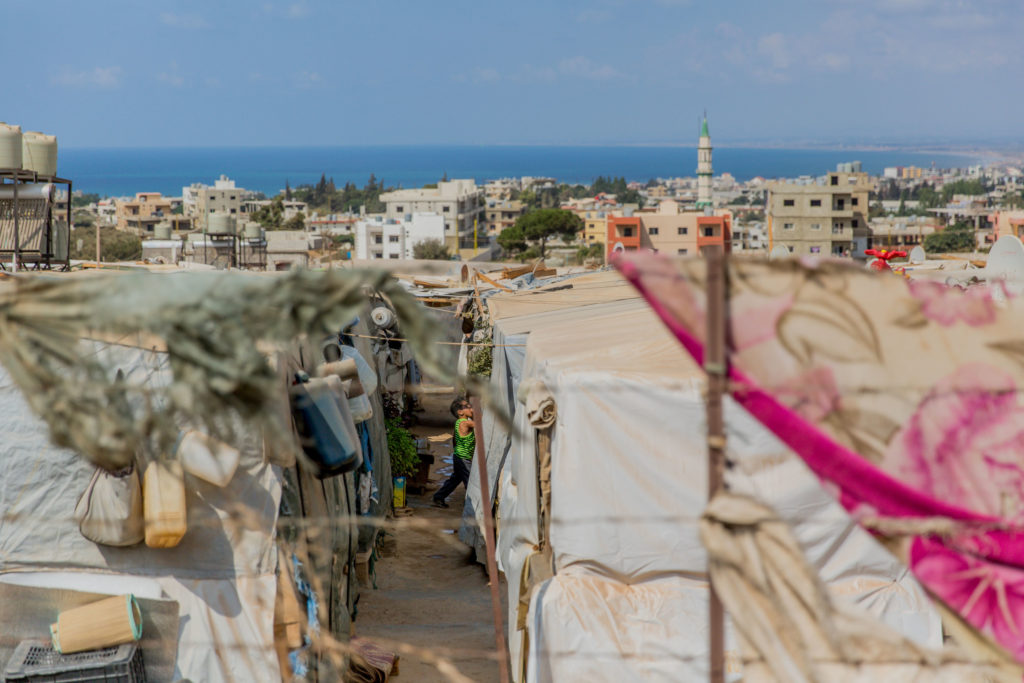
[{"left": 2, "top": 0, "right": 1021, "bottom": 148}]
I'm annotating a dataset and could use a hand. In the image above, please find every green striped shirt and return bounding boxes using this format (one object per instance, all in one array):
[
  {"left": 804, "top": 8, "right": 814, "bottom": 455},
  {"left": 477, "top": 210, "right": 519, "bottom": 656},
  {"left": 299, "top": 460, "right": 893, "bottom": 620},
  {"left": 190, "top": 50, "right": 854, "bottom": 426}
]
[{"left": 453, "top": 418, "right": 475, "bottom": 460}]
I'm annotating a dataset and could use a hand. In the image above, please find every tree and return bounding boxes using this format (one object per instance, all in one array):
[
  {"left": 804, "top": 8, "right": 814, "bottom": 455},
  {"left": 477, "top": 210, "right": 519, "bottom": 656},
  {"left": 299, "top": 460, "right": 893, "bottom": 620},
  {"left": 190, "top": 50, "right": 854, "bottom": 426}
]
[
  {"left": 500, "top": 208, "right": 583, "bottom": 258},
  {"left": 72, "top": 193, "right": 101, "bottom": 208},
  {"left": 412, "top": 238, "right": 450, "bottom": 260},
  {"left": 72, "top": 210, "right": 95, "bottom": 228},
  {"left": 254, "top": 196, "right": 285, "bottom": 228},
  {"left": 924, "top": 221, "right": 975, "bottom": 253},
  {"left": 70, "top": 227, "right": 142, "bottom": 261},
  {"left": 577, "top": 241, "right": 604, "bottom": 264},
  {"left": 282, "top": 211, "right": 306, "bottom": 231},
  {"left": 285, "top": 180, "right": 292, "bottom": 201}
]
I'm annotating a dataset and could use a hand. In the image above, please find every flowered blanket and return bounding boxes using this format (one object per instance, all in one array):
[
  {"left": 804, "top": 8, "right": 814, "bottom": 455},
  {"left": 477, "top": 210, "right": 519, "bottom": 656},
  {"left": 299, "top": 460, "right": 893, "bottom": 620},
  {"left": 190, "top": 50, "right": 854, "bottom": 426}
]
[{"left": 616, "top": 251, "right": 1024, "bottom": 662}]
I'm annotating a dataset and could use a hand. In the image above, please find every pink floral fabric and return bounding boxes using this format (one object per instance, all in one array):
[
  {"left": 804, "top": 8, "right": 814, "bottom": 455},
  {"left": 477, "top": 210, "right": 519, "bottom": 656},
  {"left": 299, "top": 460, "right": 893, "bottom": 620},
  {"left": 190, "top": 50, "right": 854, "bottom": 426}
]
[
  {"left": 908, "top": 279, "right": 998, "bottom": 327},
  {"left": 616, "top": 251, "right": 1024, "bottom": 663}
]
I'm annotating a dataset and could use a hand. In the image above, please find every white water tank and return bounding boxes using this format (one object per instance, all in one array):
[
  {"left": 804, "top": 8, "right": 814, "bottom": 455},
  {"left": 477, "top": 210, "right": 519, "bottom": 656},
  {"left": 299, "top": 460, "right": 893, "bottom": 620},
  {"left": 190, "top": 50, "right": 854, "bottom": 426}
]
[
  {"left": 243, "top": 221, "right": 262, "bottom": 240},
  {"left": 0, "top": 123, "right": 22, "bottom": 169},
  {"left": 22, "top": 131, "right": 57, "bottom": 176},
  {"left": 154, "top": 222, "right": 173, "bottom": 240},
  {"left": 207, "top": 213, "right": 236, "bottom": 234}
]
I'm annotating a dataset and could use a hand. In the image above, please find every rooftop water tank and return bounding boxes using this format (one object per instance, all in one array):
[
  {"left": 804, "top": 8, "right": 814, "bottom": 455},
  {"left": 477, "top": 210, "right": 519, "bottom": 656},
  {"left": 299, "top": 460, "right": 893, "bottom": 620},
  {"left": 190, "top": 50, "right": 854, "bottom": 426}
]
[
  {"left": 207, "top": 213, "right": 235, "bottom": 234},
  {"left": 22, "top": 131, "right": 57, "bottom": 177},
  {"left": 243, "top": 221, "right": 262, "bottom": 240},
  {"left": 154, "top": 222, "right": 173, "bottom": 240},
  {"left": 0, "top": 123, "right": 22, "bottom": 170}
]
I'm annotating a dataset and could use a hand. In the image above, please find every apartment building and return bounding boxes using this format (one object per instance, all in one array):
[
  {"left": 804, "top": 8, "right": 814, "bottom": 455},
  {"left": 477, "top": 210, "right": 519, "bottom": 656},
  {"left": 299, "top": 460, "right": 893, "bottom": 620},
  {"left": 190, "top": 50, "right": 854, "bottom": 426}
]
[
  {"left": 380, "top": 180, "right": 484, "bottom": 250},
  {"left": 354, "top": 213, "right": 446, "bottom": 260},
  {"left": 606, "top": 200, "right": 731, "bottom": 258},
  {"left": 484, "top": 199, "right": 524, "bottom": 235},
  {"left": 116, "top": 192, "right": 173, "bottom": 233},
  {"left": 183, "top": 175, "right": 256, "bottom": 230},
  {"left": 767, "top": 170, "right": 873, "bottom": 256}
]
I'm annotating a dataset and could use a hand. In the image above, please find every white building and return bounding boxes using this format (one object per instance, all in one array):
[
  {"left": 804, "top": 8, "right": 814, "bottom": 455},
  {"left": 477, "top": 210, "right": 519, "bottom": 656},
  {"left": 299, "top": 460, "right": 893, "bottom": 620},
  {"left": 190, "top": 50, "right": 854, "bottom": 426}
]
[
  {"left": 379, "top": 180, "right": 483, "bottom": 250},
  {"left": 354, "top": 213, "right": 446, "bottom": 260}
]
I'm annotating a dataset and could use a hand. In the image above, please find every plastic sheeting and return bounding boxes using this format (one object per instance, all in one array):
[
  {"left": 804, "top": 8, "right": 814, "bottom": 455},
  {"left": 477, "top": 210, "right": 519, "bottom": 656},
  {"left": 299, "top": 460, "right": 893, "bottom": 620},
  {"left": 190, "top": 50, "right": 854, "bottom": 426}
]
[
  {"left": 0, "top": 343, "right": 282, "bottom": 682},
  {"left": 472, "top": 289, "right": 941, "bottom": 681}
]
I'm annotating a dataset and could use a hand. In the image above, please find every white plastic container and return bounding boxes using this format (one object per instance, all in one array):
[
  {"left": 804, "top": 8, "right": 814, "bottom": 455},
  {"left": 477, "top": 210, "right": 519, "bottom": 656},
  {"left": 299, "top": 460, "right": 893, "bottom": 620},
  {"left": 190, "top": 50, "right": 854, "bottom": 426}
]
[
  {"left": 0, "top": 123, "right": 22, "bottom": 170},
  {"left": 143, "top": 459, "right": 187, "bottom": 548},
  {"left": 340, "top": 345, "right": 376, "bottom": 423},
  {"left": 177, "top": 430, "right": 240, "bottom": 487},
  {"left": 21, "top": 131, "right": 57, "bottom": 176}
]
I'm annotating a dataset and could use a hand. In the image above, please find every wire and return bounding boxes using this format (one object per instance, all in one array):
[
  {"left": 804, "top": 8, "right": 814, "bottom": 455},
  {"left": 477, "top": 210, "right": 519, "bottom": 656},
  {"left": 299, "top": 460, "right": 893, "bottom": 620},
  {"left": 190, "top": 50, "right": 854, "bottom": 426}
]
[{"left": 349, "top": 333, "right": 525, "bottom": 348}]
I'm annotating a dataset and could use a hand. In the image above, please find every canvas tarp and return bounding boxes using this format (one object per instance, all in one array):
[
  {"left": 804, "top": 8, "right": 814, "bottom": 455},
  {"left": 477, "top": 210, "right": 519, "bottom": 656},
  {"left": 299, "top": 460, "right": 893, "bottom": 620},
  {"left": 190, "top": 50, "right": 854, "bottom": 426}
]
[
  {"left": 471, "top": 286, "right": 941, "bottom": 681},
  {"left": 0, "top": 342, "right": 282, "bottom": 682}
]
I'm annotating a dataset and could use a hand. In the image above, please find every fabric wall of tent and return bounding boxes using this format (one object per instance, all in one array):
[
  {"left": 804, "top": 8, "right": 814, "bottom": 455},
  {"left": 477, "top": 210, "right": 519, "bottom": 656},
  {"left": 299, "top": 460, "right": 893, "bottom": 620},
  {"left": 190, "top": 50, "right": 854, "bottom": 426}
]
[
  {"left": 0, "top": 268, "right": 437, "bottom": 682},
  {"left": 460, "top": 269, "right": 943, "bottom": 681},
  {"left": 0, "top": 342, "right": 283, "bottom": 681}
]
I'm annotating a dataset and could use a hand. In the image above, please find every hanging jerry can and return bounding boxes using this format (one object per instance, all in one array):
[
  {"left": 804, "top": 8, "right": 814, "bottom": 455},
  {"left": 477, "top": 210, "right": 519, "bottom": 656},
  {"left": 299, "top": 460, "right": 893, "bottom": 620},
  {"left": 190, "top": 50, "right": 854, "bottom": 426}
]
[
  {"left": 143, "top": 459, "right": 187, "bottom": 548},
  {"left": 290, "top": 377, "right": 362, "bottom": 478}
]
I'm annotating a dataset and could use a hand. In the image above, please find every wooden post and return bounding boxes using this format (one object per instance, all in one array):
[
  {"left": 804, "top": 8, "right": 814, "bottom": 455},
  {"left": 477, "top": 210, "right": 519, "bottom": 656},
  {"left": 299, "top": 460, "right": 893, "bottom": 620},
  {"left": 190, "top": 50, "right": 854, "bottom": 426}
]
[
  {"left": 471, "top": 396, "right": 511, "bottom": 683},
  {"left": 704, "top": 245, "right": 727, "bottom": 683}
]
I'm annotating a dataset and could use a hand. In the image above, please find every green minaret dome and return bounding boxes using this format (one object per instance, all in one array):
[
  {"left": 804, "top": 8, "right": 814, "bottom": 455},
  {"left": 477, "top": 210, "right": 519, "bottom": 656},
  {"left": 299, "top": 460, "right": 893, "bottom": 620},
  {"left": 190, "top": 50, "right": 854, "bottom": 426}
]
[{"left": 700, "top": 115, "right": 709, "bottom": 138}]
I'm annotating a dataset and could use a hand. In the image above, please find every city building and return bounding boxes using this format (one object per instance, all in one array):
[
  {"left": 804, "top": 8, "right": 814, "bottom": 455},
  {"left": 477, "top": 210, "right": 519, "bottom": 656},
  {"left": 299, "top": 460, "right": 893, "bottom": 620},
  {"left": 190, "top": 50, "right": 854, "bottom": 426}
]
[
  {"left": 605, "top": 118, "right": 731, "bottom": 259},
  {"left": 484, "top": 199, "right": 525, "bottom": 235},
  {"left": 242, "top": 198, "right": 308, "bottom": 224},
  {"left": 379, "top": 180, "right": 484, "bottom": 250},
  {"left": 868, "top": 216, "right": 936, "bottom": 250},
  {"left": 731, "top": 222, "right": 767, "bottom": 252},
  {"left": 606, "top": 200, "right": 732, "bottom": 258},
  {"left": 991, "top": 210, "right": 1024, "bottom": 240},
  {"left": 354, "top": 213, "right": 446, "bottom": 260},
  {"left": 767, "top": 167, "right": 873, "bottom": 256},
  {"left": 115, "top": 192, "right": 173, "bottom": 233},
  {"left": 183, "top": 175, "right": 259, "bottom": 230}
]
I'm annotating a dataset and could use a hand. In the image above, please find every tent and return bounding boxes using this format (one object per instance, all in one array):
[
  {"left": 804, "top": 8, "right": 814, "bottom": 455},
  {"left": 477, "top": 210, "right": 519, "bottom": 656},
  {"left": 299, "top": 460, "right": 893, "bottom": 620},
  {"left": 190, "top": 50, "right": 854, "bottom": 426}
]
[{"left": 461, "top": 270, "right": 941, "bottom": 681}]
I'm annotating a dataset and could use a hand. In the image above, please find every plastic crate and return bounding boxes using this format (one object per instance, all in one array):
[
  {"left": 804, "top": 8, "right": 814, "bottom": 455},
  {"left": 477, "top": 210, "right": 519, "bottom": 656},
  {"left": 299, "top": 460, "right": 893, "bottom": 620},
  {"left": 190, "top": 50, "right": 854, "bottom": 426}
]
[{"left": 4, "top": 640, "right": 145, "bottom": 683}]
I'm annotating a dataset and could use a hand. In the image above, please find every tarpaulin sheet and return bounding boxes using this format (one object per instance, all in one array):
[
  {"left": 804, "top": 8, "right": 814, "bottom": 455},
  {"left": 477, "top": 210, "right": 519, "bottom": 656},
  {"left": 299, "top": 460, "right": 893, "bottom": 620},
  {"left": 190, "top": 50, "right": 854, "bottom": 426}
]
[
  {"left": 617, "top": 251, "right": 1024, "bottom": 662},
  {"left": 0, "top": 343, "right": 282, "bottom": 682}
]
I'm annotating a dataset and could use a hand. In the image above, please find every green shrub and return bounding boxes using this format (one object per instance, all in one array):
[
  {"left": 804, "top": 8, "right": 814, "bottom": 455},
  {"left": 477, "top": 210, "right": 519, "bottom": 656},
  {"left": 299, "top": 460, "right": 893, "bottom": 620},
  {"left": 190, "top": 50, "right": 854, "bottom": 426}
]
[
  {"left": 386, "top": 417, "right": 419, "bottom": 478},
  {"left": 468, "top": 339, "right": 493, "bottom": 378}
]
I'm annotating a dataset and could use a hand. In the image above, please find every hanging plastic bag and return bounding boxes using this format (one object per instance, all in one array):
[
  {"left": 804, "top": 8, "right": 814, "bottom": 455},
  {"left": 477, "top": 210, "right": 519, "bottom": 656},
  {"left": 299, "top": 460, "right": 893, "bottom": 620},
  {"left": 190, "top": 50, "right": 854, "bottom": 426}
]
[{"left": 74, "top": 464, "right": 145, "bottom": 547}]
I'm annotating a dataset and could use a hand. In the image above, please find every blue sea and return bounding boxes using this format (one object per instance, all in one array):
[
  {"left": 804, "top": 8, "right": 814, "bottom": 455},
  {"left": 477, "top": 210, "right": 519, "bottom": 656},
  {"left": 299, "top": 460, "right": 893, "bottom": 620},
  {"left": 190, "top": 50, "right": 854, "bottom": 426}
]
[{"left": 59, "top": 145, "right": 984, "bottom": 198}]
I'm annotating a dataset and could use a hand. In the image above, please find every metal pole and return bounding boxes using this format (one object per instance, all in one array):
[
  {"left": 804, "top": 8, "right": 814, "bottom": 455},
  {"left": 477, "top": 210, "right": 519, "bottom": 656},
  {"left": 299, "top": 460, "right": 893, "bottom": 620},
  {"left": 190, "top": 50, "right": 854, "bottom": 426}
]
[
  {"left": 704, "top": 245, "right": 727, "bottom": 683},
  {"left": 12, "top": 174, "right": 19, "bottom": 272},
  {"left": 470, "top": 396, "right": 511, "bottom": 683}
]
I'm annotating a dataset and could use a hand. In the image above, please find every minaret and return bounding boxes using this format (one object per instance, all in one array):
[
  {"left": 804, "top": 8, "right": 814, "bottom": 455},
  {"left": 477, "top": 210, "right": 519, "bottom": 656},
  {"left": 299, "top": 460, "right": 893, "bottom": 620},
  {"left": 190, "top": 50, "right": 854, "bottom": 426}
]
[{"left": 696, "top": 112, "right": 713, "bottom": 211}]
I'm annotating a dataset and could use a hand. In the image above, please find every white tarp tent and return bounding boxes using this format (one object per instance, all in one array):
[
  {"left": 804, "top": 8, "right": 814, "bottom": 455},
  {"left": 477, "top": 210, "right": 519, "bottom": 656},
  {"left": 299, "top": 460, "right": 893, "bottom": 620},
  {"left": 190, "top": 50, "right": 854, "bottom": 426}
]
[
  {"left": 0, "top": 342, "right": 282, "bottom": 682},
  {"left": 463, "top": 273, "right": 941, "bottom": 682}
]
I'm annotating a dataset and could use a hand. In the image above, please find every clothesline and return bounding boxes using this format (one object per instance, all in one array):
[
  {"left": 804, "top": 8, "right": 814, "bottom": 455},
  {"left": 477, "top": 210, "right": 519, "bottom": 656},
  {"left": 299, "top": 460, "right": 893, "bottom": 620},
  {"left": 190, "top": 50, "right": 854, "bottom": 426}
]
[{"left": 349, "top": 333, "right": 524, "bottom": 347}]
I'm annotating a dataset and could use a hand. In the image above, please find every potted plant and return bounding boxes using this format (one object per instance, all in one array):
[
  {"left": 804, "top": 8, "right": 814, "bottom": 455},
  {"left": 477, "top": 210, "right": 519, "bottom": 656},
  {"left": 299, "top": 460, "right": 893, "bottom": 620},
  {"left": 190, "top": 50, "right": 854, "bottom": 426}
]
[{"left": 386, "top": 418, "right": 419, "bottom": 508}]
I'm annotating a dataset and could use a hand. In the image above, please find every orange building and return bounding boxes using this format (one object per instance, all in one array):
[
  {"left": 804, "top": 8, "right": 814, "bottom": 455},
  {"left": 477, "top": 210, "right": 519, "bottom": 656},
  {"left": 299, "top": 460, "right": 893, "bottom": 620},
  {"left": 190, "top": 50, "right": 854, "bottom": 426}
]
[{"left": 607, "top": 202, "right": 731, "bottom": 259}]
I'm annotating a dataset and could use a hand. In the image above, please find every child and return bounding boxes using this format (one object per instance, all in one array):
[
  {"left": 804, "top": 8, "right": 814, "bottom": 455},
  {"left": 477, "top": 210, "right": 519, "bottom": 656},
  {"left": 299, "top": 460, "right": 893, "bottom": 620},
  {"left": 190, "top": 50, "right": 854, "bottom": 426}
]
[{"left": 432, "top": 397, "right": 475, "bottom": 508}]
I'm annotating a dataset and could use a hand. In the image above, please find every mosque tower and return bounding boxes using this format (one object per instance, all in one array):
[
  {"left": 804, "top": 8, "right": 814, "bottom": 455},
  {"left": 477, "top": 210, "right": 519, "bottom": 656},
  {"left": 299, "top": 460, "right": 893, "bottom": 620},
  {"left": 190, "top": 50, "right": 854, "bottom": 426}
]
[{"left": 696, "top": 112, "right": 713, "bottom": 211}]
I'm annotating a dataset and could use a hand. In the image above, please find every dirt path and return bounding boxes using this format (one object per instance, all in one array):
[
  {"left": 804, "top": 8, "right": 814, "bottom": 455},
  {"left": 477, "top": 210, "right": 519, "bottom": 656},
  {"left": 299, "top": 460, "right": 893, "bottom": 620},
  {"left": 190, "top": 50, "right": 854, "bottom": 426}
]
[{"left": 354, "top": 390, "right": 505, "bottom": 682}]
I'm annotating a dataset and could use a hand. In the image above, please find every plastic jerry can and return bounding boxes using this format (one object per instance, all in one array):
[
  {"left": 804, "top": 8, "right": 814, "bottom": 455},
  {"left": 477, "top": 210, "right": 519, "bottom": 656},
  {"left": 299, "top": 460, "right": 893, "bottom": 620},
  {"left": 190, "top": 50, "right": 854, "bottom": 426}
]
[
  {"left": 393, "top": 477, "right": 407, "bottom": 509},
  {"left": 177, "top": 430, "right": 240, "bottom": 487},
  {"left": 143, "top": 459, "right": 187, "bottom": 548}
]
